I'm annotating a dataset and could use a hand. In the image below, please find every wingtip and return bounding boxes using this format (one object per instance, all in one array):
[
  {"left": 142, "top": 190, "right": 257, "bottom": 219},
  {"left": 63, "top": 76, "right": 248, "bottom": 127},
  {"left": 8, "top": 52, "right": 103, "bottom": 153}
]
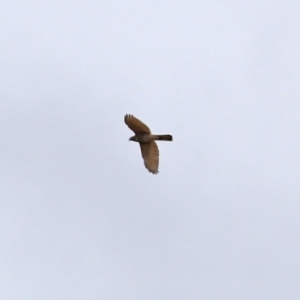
[{"left": 124, "top": 114, "right": 133, "bottom": 123}]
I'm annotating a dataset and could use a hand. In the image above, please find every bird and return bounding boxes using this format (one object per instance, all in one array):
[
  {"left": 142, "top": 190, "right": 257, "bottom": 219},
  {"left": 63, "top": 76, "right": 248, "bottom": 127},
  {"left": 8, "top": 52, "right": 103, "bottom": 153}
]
[{"left": 124, "top": 114, "right": 173, "bottom": 174}]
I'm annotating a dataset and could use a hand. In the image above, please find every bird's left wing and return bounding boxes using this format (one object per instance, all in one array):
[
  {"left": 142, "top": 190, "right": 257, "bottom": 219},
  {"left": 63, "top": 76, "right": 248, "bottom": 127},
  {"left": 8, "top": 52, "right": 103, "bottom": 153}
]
[{"left": 124, "top": 114, "right": 151, "bottom": 134}]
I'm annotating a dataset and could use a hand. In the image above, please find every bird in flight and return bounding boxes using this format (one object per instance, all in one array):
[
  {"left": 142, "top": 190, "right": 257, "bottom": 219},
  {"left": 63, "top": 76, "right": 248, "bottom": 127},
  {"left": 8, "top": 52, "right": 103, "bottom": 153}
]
[{"left": 124, "top": 114, "right": 173, "bottom": 174}]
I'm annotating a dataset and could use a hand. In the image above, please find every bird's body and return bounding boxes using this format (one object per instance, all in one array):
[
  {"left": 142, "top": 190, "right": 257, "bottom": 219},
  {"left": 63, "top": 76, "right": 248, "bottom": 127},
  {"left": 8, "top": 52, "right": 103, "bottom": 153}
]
[
  {"left": 130, "top": 134, "right": 172, "bottom": 143},
  {"left": 124, "top": 114, "right": 173, "bottom": 174}
]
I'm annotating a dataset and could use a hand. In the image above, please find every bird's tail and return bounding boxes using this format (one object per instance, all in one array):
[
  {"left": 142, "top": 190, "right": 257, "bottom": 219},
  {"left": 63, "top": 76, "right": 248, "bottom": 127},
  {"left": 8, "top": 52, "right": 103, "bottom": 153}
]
[{"left": 154, "top": 134, "right": 173, "bottom": 141}]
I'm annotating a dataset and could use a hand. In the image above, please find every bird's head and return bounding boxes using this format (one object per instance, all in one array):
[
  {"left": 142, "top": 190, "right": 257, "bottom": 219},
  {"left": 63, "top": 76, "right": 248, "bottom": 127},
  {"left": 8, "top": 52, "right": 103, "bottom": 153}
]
[{"left": 129, "top": 135, "right": 138, "bottom": 142}]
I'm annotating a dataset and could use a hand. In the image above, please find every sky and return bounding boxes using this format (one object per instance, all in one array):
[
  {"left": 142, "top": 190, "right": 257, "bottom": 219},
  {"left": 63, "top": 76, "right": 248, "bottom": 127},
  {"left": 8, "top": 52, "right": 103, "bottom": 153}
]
[{"left": 1, "top": 1, "right": 300, "bottom": 299}]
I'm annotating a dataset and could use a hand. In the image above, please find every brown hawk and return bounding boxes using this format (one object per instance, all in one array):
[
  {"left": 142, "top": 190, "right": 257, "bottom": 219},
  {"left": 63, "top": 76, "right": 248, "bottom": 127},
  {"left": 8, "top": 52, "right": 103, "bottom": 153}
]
[{"left": 124, "top": 114, "right": 173, "bottom": 174}]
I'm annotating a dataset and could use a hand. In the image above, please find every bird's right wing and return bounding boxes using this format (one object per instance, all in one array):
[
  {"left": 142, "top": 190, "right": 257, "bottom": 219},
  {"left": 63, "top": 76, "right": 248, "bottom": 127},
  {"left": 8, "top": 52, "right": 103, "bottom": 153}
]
[{"left": 140, "top": 141, "right": 159, "bottom": 174}]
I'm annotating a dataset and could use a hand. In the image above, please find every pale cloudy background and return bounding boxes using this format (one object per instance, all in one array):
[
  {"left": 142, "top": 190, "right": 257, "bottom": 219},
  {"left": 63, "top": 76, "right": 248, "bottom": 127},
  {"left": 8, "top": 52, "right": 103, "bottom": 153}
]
[{"left": 1, "top": 1, "right": 300, "bottom": 299}]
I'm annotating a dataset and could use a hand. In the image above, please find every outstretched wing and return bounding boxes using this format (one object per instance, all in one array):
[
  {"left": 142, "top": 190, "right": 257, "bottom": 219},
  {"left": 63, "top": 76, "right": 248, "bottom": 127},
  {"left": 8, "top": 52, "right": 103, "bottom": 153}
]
[
  {"left": 124, "top": 114, "right": 151, "bottom": 134},
  {"left": 139, "top": 141, "right": 159, "bottom": 174}
]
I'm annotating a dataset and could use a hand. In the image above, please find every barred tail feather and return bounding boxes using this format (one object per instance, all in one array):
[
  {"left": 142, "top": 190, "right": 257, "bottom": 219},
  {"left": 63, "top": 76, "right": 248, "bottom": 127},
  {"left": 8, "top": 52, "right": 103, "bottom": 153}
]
[{"left": 155, "top": 134, "right": 173, "bottom": 141}]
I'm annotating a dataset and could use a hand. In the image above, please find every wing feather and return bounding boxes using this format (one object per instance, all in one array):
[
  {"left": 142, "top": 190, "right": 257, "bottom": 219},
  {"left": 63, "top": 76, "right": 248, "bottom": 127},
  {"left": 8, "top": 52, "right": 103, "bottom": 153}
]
[
  {"left": 124, "top": 114, "right": 151, "bottom": 134},
  {"left": 139, "top": 141, "right": 159, "bottom": 174}
]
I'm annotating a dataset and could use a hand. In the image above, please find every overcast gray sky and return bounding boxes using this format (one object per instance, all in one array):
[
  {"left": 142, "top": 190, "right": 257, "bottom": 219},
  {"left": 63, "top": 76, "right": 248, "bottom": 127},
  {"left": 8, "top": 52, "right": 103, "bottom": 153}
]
[{"left": 1, "top": 1, "right": 300, "bottom": 299}]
